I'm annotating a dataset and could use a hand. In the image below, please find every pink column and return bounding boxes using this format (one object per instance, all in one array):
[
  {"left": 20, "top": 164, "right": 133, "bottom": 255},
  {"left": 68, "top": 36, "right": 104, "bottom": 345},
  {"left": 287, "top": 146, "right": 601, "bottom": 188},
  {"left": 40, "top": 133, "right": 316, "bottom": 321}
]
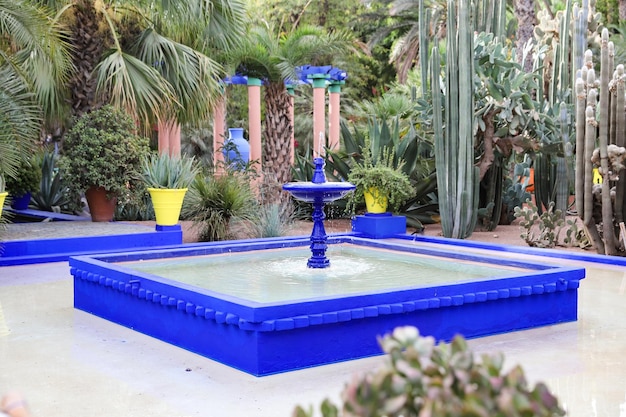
[
  {"left": 157, "top": 120, "right": 181, "bottom": 156},
  {"left": 213, "top": 94, "right": 226, "bottom": 174},
  {"left": 286, "top": 84, "right": 296, "bottom": 165},
  {"left": 157, "top": 120, "right": 170, "bottom": 155},
  {"left": 328, "top": 81, "right": 344, "bottom": 152},
  {"left": 169, "top": 123, "right": 181, "bottom": 157},
  {"left": 247, "top": 77, "right": 263, "bottom": 176},
  {"left": 310, "top": 75, "right": 328, "bottom": 157}
]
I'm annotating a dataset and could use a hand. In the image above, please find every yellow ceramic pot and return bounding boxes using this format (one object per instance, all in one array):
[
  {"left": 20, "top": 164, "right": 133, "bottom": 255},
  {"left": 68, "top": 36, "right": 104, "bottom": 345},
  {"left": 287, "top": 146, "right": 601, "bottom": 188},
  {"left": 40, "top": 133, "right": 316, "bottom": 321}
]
[
  {"left": 0, "top": 191, "right": 7, "bottom": 218},
  {"left": 148, "top": 188, "right": 188, "bottom": 226},
  {"left": 364, "top": 187, "right": 388, "bottom": 214}
]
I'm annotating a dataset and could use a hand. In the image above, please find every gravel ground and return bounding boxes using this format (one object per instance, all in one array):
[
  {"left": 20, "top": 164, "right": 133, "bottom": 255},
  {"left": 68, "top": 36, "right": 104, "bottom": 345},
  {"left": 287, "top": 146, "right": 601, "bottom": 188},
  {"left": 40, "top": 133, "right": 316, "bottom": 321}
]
[
  {"left": 0, "top": 216, "right": 589, "bottom": 253},
  {"left": 0, "top": 221, "right": 155, "bottom": 241}
]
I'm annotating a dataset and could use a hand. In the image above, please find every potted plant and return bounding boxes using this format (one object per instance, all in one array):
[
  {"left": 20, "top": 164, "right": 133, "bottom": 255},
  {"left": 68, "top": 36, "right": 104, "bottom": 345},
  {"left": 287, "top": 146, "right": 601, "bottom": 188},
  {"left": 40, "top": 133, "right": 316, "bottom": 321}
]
[
  {"left": 347, "top": 146, "right": 414, "bottom": 214},
  {"left": 141, "top": 152, "right": 200, "bottom": 226},
  {"left": 59, "top": 105, "right": 150, "bottom": 222},
  {"left": 0, "top": 174, "right": 6, "bottom": 218},
  {"left": 5, "top": 156, "right": 42, "bottom": 210}
]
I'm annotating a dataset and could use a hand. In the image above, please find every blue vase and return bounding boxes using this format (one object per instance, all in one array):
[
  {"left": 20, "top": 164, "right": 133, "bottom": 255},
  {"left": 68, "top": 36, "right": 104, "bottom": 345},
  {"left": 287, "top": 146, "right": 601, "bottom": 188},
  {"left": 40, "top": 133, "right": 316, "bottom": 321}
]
[{"left": 223, "top": 128, "right": 250, "bottom": 170}]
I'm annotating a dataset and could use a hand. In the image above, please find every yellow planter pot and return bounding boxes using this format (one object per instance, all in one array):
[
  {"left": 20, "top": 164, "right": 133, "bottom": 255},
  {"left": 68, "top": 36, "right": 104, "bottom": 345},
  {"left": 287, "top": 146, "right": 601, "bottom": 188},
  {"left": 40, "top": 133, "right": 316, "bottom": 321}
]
[
  {"left": 0, "top": 191, "right": 7, "bottom": 218},
  {"left": 364, "top": 187, "right": 388, "bottom": 214},
  {"left": 148, "top": 188, "right": 188, "bottom": 226},
  {"left": 593, "top": 168, "right": 602, "bottom": 184}
]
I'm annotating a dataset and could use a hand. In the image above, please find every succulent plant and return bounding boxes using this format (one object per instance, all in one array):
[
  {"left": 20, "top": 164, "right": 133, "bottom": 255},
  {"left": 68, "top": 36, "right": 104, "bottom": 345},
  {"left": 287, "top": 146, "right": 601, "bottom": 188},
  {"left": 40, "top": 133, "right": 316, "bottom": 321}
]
[
  {"left": 294, "top": 326, "right": 565, "bottom": 417},
  {"left": 141, "top": 152, "right": 200, "bottom": 189}
]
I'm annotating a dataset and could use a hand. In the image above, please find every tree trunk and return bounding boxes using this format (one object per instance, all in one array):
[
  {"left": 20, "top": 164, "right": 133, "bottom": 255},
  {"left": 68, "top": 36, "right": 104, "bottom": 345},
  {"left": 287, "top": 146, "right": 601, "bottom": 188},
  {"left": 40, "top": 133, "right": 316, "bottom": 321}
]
[
  {"left": 67, "top": 0, "right": 109, "bottom": 118},
  {"left": 621, "top": 0, "right": 626, "bottom": 21},
  {"left": 514, "top": 0, "right": 536, "bottom": 72},
  {"left": 263, "top": 81, "right": 294, "bottom": 201}
]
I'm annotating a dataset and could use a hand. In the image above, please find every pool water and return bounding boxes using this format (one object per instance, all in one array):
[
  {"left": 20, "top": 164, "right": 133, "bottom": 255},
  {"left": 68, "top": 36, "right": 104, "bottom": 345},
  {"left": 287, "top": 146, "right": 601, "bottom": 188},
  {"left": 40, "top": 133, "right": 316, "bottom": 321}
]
[{"left": 122, "top": 245, "right": 528, "bottom": 303}]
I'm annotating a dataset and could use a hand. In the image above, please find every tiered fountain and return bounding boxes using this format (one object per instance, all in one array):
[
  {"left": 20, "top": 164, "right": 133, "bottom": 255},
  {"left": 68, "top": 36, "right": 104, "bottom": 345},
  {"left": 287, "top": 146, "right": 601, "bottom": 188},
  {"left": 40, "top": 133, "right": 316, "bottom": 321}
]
[{"left": 282, "top": 157, "right": 355, "bottom": 268}]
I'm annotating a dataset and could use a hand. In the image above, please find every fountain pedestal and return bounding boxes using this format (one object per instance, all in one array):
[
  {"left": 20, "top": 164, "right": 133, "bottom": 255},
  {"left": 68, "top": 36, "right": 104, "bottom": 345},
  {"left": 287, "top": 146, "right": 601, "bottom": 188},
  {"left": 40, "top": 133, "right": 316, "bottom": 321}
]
[{"left": 283, "top": 157, "right": 355, "bottom": 268}]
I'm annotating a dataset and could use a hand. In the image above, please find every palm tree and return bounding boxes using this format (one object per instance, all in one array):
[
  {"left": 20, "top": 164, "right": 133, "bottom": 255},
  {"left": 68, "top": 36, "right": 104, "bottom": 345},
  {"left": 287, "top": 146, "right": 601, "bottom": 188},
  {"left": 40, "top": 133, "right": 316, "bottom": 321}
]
[
  {"left": 367, "top": 0, "right": 446, "bottom": 84},
  {"left": 0, "top": 0, "right": 71, "bottom": 183},
  {"left": 50, "top": 0, "right": 247, "bottom": 130},
  {"left": 226, "top": 23, "right": 352, "bottom": 188}
]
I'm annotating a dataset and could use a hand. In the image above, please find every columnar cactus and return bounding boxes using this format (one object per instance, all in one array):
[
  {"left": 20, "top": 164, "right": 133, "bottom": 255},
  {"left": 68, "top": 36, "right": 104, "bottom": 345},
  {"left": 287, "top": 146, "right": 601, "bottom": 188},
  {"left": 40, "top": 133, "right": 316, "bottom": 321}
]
[
  {"left": 575, "top": 28, "right": 626, "bottom": 255},
  {"left": 431, "top": 0, "right": 478, "bottom": 239},
  {"left": 614, "top": 65, "right": 626, "bottom": 224}
]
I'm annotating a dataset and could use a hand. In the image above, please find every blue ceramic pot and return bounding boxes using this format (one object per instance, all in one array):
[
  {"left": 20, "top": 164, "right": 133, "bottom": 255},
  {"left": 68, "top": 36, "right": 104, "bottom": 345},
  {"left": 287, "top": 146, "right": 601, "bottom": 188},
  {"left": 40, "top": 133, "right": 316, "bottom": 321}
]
[{"left": 223, "top": 128, "right": 250, "bottom": 170}]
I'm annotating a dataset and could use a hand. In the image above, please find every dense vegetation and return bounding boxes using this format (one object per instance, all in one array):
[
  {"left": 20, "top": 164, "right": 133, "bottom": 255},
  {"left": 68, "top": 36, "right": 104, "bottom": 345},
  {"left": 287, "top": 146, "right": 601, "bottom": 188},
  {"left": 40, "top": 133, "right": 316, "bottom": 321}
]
[{"left": 2, "top": 0, "right": 626, "bottom": 252}]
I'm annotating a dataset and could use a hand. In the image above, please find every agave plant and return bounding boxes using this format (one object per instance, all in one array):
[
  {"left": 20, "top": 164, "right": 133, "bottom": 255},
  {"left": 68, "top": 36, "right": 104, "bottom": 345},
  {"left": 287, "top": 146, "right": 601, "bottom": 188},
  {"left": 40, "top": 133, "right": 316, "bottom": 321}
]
[
  {"left": 31, "top": 151, "right": 70, "bottom": 213},
  {"left": 141, "top": 153, "right": 200, "bottom": 189}
]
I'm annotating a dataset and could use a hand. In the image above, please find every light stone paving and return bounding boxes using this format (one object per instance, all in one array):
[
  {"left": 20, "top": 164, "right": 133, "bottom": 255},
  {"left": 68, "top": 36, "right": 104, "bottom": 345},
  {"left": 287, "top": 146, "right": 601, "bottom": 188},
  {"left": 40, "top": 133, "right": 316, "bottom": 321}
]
[{"left": 0, "top": 249, "right": 624, "bottom": 417}]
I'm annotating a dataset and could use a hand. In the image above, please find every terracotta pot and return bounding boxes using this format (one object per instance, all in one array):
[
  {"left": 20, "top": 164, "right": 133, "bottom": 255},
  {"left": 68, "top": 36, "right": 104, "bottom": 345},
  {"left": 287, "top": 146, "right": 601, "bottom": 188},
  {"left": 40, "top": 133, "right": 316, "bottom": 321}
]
[{"left": 85, "top": 186, "right": 117, "bottom": 222}]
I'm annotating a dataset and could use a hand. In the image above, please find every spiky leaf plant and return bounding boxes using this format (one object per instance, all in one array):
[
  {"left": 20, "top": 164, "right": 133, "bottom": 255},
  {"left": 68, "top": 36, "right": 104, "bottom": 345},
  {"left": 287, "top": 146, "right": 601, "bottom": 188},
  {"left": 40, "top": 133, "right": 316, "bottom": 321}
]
[
  {"left": 141, "top": 153, "right": 200, "bottom": 189},
  {"left": 181, "top": 172, "right": 257, "bottom": 241}
]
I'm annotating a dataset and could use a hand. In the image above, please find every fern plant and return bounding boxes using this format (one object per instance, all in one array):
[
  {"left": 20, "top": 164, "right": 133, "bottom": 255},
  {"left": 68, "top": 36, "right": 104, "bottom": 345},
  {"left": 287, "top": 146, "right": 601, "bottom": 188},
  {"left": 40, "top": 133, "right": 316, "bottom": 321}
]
[{"left": 347, "top": 145, "right": 414, "bottom": 214}]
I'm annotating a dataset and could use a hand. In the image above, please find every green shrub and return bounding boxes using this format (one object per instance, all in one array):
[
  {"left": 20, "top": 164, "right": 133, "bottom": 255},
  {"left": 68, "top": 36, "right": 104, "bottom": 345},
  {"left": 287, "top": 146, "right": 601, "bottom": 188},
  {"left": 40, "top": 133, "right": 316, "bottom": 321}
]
[
  {"left": 514, "top": 200, "right": 564, "bottom": 248},
  {"left": 60, "top": 105, "right": 150, "bottom": 200},
  {"left": 295, "top": 326, "right": 564, "bottom": 417},
  {"left": 5, "top": 156, "right": 42, "bottom": 198},
  {"left": 242, "top": 201, "right": 295, "bottom": 238}
]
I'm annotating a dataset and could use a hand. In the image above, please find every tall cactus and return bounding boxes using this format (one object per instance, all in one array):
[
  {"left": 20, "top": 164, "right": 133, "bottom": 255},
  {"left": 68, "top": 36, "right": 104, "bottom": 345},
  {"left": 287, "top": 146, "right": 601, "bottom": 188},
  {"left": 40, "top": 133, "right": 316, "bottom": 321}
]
[
  {"left": 531, "top": 4, "right": 573, "bottom": 216},
  {"left": 598, "top": 29, "right": 617, "bottom": 254},
  {"left": 432, "top": 0, "right": 478, "bottom": 239},
  {"left": 614, "top": 65, "right": 626, "bottom": 224},
  {"left": 575, "top": 28, "right": 626, "bottom": 255}
]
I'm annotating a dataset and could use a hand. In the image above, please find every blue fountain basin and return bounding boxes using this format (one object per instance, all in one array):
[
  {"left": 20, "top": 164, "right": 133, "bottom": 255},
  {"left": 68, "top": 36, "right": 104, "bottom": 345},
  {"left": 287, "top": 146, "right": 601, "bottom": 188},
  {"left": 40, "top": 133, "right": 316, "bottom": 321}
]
[
  {"left": 70, "top": 235, "right": 585, "bottom": 376},
  {"left": 282, "top": 182, "right": 355, "bottom": 203}
]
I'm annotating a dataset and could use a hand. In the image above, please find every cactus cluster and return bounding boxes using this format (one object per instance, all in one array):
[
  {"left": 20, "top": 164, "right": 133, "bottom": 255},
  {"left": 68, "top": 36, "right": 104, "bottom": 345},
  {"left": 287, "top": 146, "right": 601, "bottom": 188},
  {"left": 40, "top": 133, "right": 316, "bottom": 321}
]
[{"left": 575, "top": 28, "right": 626, "bottom": 255}]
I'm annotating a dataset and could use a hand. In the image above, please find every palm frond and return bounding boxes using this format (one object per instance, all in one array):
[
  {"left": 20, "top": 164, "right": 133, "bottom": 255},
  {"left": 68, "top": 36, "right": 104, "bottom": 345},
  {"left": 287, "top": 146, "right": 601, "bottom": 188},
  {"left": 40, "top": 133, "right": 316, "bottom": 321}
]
[
  {"left": 0, "top": 65, "right": 40, "bottom": 178},
  {"left": 0, "top": 0, "right": 72, "bottom": 127},
  {"left": 95, "top": 49, "right": 177, "bottom": 126},
  {"left": 144, "top": 0, "right": 248, "bottom": 51},
  {"left": 133, "top": 28, "right": 222, "bottom": 124}
]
